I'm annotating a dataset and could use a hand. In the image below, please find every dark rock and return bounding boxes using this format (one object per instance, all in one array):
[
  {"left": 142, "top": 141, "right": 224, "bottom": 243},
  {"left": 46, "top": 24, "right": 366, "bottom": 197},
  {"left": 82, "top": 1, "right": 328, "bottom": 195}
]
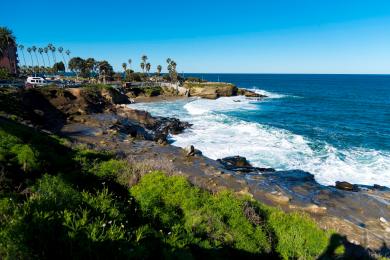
[
  {"left": 33, "top": 109, "right": 45, "bottom": 117},
  {"left": 219, "top": 156, "right": 252, "bottom": 168},
  {"left": 218, "top": 156, "right": 275, "bottom": 173},
  {"left": 335, "top": 181, "right": 359, "bottom": 192}
]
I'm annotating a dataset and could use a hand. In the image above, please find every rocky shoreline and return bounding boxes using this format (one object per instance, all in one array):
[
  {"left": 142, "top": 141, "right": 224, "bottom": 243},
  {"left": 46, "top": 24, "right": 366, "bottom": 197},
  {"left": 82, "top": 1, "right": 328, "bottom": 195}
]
[{"left": 0, "top": 86, "right": 389, "bottom": 255}]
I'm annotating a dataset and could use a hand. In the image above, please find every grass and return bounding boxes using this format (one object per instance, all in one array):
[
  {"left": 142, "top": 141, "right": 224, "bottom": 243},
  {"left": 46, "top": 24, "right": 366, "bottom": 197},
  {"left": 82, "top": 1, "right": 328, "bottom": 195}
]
[{"left": 0, "top": 118, "right": 343, "bottom": 259}]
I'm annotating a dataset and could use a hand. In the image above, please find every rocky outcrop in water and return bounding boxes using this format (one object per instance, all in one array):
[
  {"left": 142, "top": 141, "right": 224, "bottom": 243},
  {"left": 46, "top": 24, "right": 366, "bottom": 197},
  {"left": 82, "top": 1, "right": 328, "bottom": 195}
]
[
  {"left": 217, "top": 156, "right": 275, "bottom": 173},
  {"left": 183, "top": 82, "right": 266, "bottom": 99}
]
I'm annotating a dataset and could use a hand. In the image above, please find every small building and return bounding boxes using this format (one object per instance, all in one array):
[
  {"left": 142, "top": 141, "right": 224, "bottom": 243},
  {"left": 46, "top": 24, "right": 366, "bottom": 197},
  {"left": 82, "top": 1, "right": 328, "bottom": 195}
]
[{"left": 0, "top": 43, "right": 18, "bottom": 75}]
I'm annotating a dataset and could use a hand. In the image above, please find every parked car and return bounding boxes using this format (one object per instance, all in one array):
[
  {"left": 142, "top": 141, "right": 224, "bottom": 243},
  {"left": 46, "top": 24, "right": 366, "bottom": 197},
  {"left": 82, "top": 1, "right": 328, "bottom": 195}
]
[{"left": 25, "top": 77, "right": 49, "bottom": 88}]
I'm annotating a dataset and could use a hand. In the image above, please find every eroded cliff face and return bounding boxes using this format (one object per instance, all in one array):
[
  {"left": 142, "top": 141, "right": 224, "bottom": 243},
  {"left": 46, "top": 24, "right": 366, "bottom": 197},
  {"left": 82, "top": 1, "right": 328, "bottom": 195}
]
[
  {"left": 183, "top": 82, "right": 266, "bottom": 99},
  {"left": 0, "top": 87, "right": 127, "bottom": 129},
  {"left": 0, "top": 87, "right": 190, "bottom": 142}
]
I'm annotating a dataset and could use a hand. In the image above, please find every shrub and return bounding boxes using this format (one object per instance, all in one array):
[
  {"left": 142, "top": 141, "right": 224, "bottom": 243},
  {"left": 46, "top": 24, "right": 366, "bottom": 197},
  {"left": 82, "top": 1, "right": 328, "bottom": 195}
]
[
  {"left": 131, "top": 171, "right": 272, "bottom": 254},
  {"left": 265, "top": 208, "right": 330, "bottom": 259},
  {"left": 10, "top": 144, "right": 40, "bottom": 172},
  {"left": 92, "top": 159, "right": 129, "bottom": 181}
]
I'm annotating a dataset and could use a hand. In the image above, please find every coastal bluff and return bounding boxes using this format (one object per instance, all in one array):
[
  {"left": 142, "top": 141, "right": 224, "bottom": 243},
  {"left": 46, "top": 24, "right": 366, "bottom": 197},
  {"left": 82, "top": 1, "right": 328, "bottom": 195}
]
[
  {"left": 183, "top": 81, "right": 266, "bottom": 99},
  {"left": 1, "top": 85, "right": 389, "bottom": 257}
]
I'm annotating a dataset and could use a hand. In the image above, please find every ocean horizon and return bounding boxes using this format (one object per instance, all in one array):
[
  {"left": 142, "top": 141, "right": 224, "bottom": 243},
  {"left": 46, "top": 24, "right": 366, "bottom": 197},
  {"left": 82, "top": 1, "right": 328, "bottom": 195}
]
[{"left": 130, "top": 73, "right": 390, "bottom": 187}]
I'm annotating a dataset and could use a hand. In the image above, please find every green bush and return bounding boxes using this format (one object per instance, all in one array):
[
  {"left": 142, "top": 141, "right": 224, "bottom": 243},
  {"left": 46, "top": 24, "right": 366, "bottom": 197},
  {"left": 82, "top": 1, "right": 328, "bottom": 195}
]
[
  {"left": 131, "top": 171, "right": 272, "bottom": 254},
  {"left": 131, "top": 171, "right": 332, "bottom": 259},
  {"left": 10, "top": 144, "right": 40, "bottom": 172},
  {"left": 266, "top": 208, "right": 330, "bottom": 259},
  {"left": 92, "top": 159, "right": 129, "bottom": 181}
]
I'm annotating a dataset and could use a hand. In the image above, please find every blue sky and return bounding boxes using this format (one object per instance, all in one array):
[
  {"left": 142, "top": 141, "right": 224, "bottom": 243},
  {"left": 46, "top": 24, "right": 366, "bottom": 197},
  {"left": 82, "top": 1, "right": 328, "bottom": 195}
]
[{"left": 2, "top": 0, "right": 390, "bottom": 73}]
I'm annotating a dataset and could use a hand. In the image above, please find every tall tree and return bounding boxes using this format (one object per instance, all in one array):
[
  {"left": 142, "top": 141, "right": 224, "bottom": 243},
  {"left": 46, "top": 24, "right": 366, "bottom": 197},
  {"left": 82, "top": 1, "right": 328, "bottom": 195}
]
[
  {"left": 141, "top": 55, "right": 148, "bottom": 64},
  {"left": 141, "top": 55, "right": 148, "bottom": 73},
  {"left": 156, "top": 65, "right": 162, "bottom": 77},
  {"left": 97, "top": 60, "right": 113, "bottom": 84},
  {"left": 68, "top": 57, "right": 84, "bottom": 79},
  {"left": 145, "top": 62, "right": 151, "bottom": 76},
  {"left": 0, "top": 27, "right": 16, "bottom": 60},
  {"left": 53, "top": 61, "right": 65, "bottom": 73},
  {"left": 122, "top": 62, "right": 127, "bottom": 72},
  {"left": 128, "top": 59, "right": 132, "bottom": 69},
  {"left": 65, "top": 50, "right": 71, "bottom": 64},
  {"left": 167, "top": 59, "right": 178, "bottom": 83},
  {"left": 38, "top": 48, "right": 46, "bottom": 68},
  {"left": 84, "top": 58, "right": 97, "bottom": 78},
  {"left": 58, "top": 47, "right": 67, "bottom": 71},
  {"left": 44, "top": 47, "right": 51, "bottom": 67},
  {"left": 50, "top": 45, "right": 57, "bottom": 64},
  {"left": 26, "top": 47, "right": 34, "bottom": 68},
  {"left": 31, "top": 46, "right": 40, "bottom": 70},
  {"left": 18, "top": 44, "right": 27, "bottom": 67}
]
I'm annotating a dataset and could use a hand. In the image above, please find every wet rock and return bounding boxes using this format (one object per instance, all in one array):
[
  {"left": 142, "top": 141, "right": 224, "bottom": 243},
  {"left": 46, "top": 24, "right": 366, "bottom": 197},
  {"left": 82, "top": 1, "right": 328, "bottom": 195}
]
[
  {"left": 335, "top": 181, "right": 359, "bottom": 192},
  {"left": 33, "top": 109, "right": 45, "bottom": 117},
  {"left": 237, "top": 88, "right": 267, "bottom": 98},
  {"left": 265, "top": 192, "right": 290, "bottom": 204},
  {"left": 218, "top": 156, "right": 276, "bottom": 173},
  {"left": 236, "top": 187, "right": 254, "bottom": 198},
  {"left": 219, "top": 156, "right": 252, "bottom": 167},
  {"left": 116, "top": 106, "right": 191, "bottom": 141},
  {"left": 373, "top": 184, "right": 387, "bottom": 190},
  {"left": 290, "top": 204, "right": 327, "bottom": 214}
]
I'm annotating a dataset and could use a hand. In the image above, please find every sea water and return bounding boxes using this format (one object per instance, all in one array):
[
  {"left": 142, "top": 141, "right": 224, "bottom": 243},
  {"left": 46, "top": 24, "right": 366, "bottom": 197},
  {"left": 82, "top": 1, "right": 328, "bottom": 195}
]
[{"left": 129, "top": 74, "right": 390, "bottom": 187}]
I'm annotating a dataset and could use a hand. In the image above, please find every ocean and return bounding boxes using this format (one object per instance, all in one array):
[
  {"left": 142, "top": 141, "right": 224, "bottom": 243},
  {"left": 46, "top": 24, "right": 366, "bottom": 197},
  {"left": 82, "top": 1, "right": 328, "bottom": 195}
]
[{"left": 129, "top": 74, "right": 390, "bottom": 187}]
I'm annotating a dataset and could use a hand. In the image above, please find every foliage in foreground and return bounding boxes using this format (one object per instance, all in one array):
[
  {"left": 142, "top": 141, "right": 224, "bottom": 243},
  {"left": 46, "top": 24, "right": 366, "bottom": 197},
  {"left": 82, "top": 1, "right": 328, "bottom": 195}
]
[{"left": 0, "top": 119, "right": 336, "bottom": 259}]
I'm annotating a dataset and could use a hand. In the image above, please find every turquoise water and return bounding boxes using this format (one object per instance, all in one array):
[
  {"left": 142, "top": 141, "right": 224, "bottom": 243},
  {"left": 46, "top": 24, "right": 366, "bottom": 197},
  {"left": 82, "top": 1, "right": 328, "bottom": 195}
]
[{"left": 129, "top": 74, "right": 390, "bottom": 187}]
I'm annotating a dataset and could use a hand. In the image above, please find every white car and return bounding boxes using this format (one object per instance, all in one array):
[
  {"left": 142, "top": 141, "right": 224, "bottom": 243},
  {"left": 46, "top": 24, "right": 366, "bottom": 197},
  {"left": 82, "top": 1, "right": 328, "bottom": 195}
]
[{"left": 25, "top": 77, "right": 49, "bottom": 88}]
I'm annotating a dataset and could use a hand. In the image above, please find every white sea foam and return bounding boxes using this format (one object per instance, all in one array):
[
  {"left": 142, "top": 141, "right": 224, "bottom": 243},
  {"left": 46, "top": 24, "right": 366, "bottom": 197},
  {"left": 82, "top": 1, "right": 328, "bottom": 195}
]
[
  {"left": 184, "top": 96, "right": 258, "bottom": 115},
  {"left": 249, "top": 88, "right": 287, "bottom": 99},
  {"left": 129, "top": 92, "right": 390, "bottom": 187}
]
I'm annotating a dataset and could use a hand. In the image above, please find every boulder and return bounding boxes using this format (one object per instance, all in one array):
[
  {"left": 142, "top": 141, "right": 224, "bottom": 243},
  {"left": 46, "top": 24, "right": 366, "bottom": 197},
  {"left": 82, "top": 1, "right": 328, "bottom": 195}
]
[
  {"left": 335, "top": 181, "right": 359, "bottom": 192},
  {"left": 217, "top": 156, "right": 275, "bottom": 173},
  {"left": 237, "top": 89, "right": 267, "bottom": 98},
  {"left": 219, "top": 156, "right": 252, "bottom": 168}
]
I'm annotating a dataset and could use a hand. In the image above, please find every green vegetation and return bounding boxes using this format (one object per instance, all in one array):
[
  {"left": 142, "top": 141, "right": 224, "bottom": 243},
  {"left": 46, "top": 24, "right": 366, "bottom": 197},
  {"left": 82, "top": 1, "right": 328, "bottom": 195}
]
[
  {"left": 0, "top": 118, "right": 340, "bottom": 259},
  {"left": 184, "top": 82, "right": 235, "bottom": 89},
  {"left": 0, "top": 67, "right": 10, "bottom": 80}
]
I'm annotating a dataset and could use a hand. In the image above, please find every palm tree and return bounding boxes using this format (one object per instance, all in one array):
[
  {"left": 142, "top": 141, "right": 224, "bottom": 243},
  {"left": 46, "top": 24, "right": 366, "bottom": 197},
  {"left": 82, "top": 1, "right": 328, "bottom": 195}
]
[
  {"left": 43, "top": 47, "right": 50, "bottom": 67},
  {"left": 128, "top": 59, "right": 132, "bottom": 70},
  {"left": 166, "top": 58, "right": 171, "bottom": 65},
  {"left": 146, "top": 62, "right": 151, "bottom": 76},
  {"left": 122, "top": 62, "right": 127, "bottom": 72},
  {"left": 156, "top": 65, "right": 162, "bottom": 77},
  {"left": 65, "top": 50, "right": 71, "bottom": 69},
  {"left": 0, "top": 27, "right": 16, "bottom": 59},
  {"left": 50, "top": 45, "right": 57, "bottom": 64},
  {"left": 18, "top": 44, "right": 27, "bottom": 67},
  {"left": 26, "top": 47, "right": 34, "bottom": 71},
  {"left": 38, "top": 48, "right": 46, "bottom": 69},
  {"left": 58, "top": 47, "right": 67, "bottom": 70},
  {"left": 141, "top": 55, "right": 148, "bottom": 73},
  {"left": 32, "top": 46, "right": 40, "bottom": 71}
]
